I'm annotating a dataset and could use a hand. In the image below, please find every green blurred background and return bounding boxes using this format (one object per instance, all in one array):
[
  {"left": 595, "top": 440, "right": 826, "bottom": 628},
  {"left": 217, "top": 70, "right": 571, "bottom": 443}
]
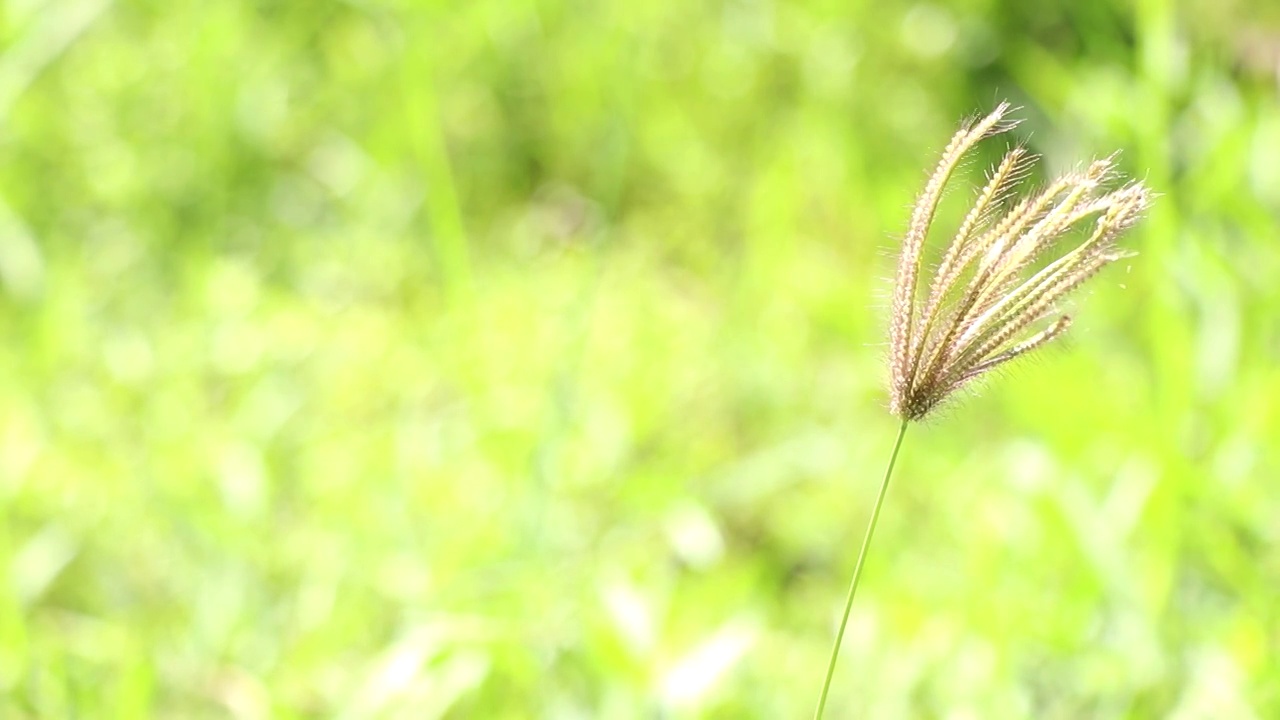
[{"left": 1, "top": 0, "right": 1279, "bottom": 717}]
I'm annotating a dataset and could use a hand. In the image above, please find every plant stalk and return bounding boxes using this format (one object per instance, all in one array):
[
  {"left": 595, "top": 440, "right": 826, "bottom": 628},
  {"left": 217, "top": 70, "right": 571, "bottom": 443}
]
[{"left": 813, "top": 419, "right": 909, "bottom": 720}]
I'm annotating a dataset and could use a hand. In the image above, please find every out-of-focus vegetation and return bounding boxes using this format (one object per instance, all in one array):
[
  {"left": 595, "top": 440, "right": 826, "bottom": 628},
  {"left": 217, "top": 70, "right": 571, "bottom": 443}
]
[{"left": 1, "top": 0, "right": 1278, "bottom": 717}]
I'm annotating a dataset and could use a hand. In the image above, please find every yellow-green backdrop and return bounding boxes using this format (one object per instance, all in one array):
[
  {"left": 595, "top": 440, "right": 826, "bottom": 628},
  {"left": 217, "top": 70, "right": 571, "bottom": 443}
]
[{"left": 1, "top": 0, "right": 1278, "bottom": 717}]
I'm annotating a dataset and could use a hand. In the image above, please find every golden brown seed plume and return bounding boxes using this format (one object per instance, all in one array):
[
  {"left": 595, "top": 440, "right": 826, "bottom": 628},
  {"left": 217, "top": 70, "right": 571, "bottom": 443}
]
[{"left": 888, "top": 104, "right": 1152, "bottom": 421}]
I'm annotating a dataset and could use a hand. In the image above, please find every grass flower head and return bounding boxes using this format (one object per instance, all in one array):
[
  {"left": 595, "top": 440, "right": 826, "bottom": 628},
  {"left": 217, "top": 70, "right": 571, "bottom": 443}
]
[{"left": 888, "top": 102, "right": 1152, "bottom": 420}]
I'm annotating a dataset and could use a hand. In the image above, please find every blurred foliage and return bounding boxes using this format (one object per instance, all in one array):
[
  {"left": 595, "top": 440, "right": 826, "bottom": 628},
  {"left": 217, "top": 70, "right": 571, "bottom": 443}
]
[{"left": 1, "top": 0, "right": 1279, "bottom": 717}]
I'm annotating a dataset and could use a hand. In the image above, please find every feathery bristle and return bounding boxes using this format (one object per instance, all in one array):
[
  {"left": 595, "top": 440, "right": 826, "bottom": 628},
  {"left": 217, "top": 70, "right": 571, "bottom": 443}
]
[{"left": 887, "top": 105, "right": 1151, "bottom": 421}]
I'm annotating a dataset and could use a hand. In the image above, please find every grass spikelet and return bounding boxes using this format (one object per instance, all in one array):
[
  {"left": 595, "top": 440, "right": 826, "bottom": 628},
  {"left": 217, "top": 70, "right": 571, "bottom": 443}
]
[{"left": 888, "top": 108, "right": 1152, "bottom": 421}]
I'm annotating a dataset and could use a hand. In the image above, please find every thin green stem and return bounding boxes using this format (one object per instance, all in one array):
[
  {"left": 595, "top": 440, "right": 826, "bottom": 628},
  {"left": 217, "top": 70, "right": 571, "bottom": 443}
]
[{"left": 813, "top": 419, "right": 909, "bottom": 720}]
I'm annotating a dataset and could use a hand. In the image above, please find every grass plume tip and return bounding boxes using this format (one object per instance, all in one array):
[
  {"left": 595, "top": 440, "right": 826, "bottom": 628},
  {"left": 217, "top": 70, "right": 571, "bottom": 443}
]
[{"left": 887, "top": 102, "right": 1152, "bottom": 421}]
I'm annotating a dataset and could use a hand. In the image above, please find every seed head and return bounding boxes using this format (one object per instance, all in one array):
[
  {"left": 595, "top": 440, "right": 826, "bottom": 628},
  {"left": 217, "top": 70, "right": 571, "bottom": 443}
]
[{"left": 888, "top": 103, "right": 1152, "bottom": 421}]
